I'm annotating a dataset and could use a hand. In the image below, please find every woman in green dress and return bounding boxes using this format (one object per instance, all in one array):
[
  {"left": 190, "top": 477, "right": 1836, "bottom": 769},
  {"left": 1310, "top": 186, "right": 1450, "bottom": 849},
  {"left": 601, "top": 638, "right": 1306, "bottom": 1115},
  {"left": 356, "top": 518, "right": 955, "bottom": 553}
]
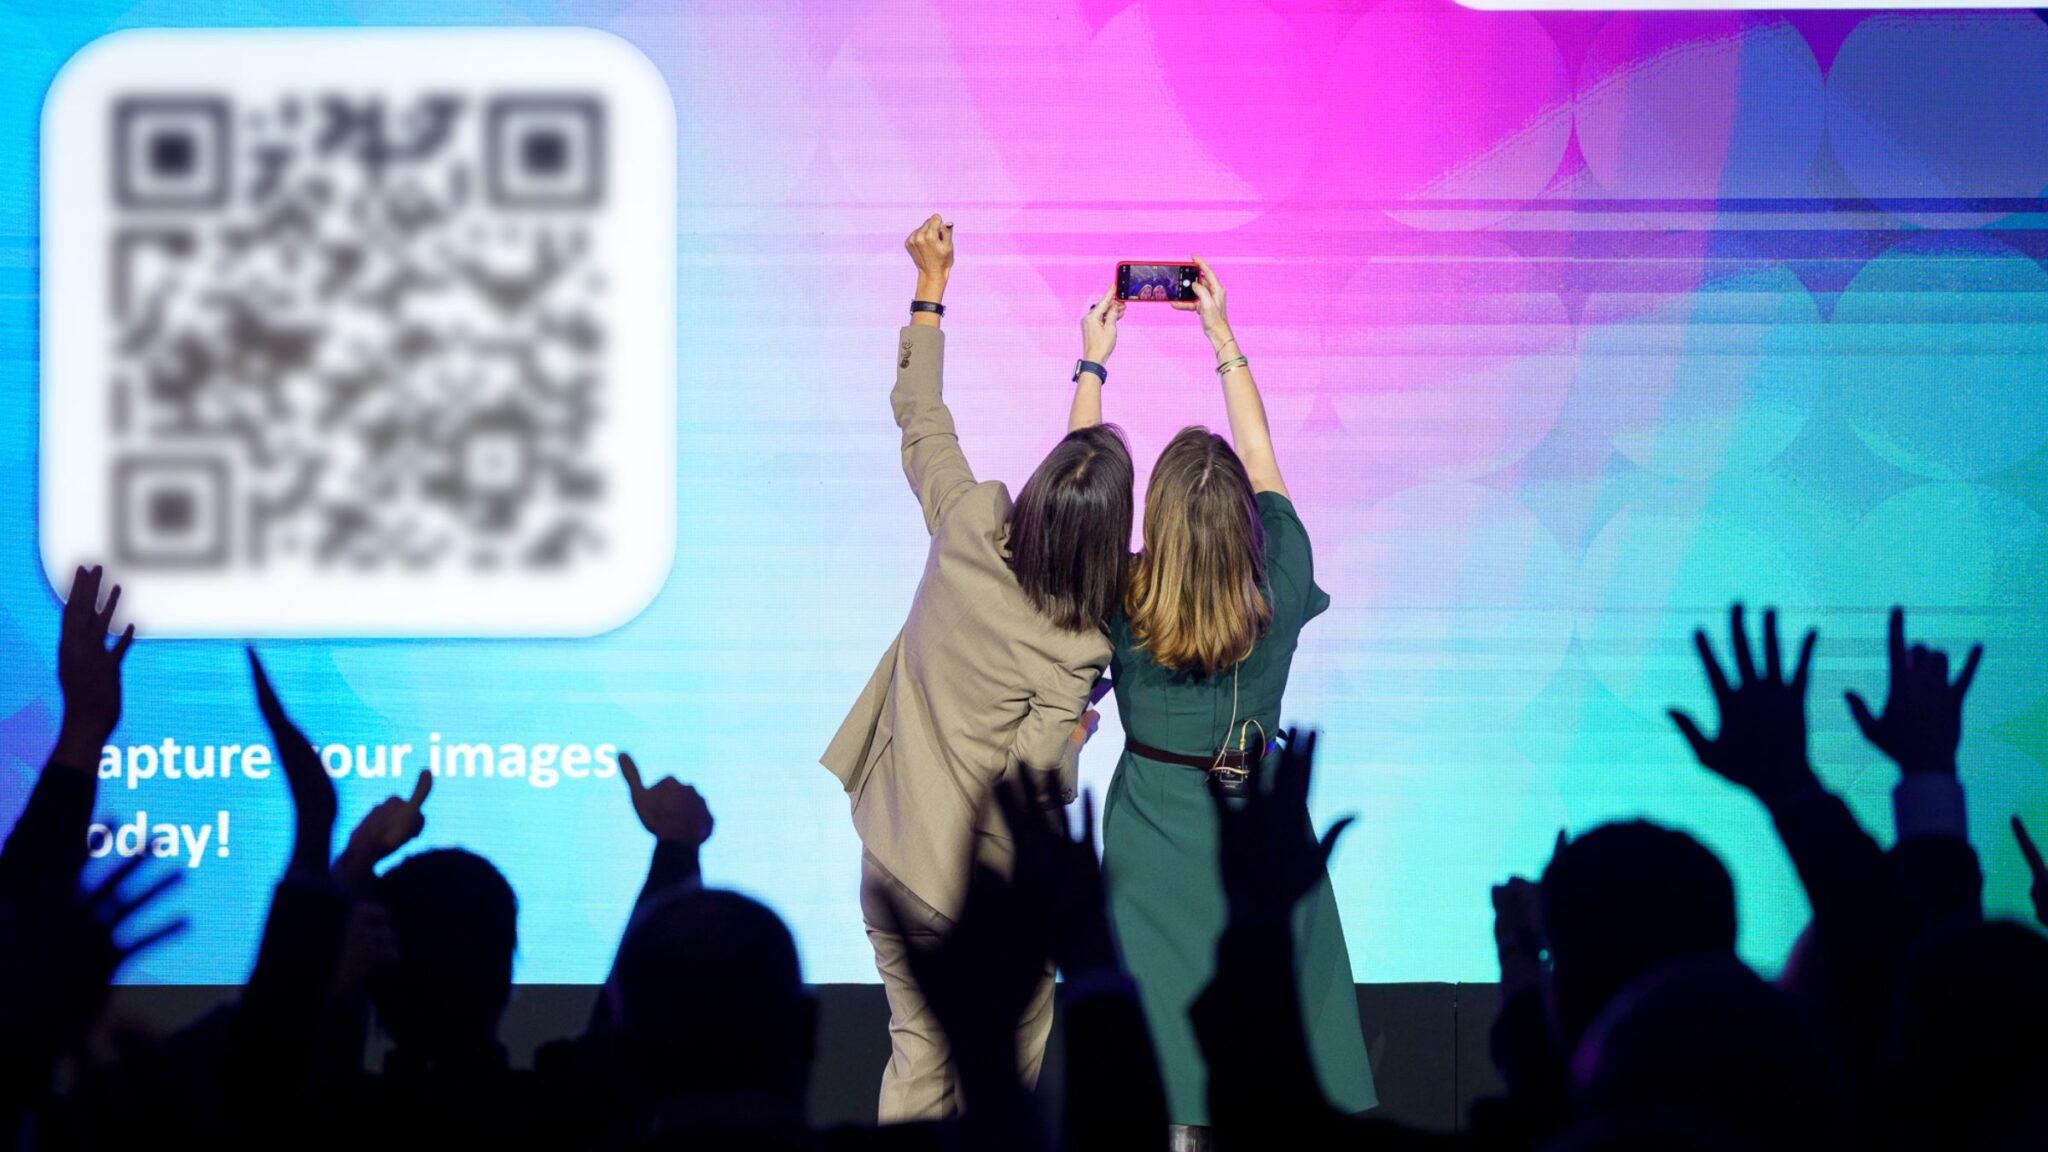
[{"left": 1065, "top": 257, "right": 1375, "bottom": 1147}]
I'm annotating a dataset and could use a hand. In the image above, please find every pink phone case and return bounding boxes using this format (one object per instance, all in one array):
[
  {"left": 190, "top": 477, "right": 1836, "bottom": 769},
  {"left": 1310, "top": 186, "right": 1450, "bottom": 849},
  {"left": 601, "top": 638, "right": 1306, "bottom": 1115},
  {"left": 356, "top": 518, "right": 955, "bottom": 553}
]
[{"left": 1118, "top": 261, "right": 1200, "bottom": 302}]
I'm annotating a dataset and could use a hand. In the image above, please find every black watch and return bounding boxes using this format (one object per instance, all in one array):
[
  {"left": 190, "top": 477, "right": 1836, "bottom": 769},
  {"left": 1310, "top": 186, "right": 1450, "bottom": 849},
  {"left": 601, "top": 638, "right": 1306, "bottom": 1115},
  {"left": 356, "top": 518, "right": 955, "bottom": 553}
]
[
  {"left": 1073, "top": 359, "right": 1107, "bottom": 385},
  {"left": 910, "top": 300, "right": 945, "bottom": 317}
]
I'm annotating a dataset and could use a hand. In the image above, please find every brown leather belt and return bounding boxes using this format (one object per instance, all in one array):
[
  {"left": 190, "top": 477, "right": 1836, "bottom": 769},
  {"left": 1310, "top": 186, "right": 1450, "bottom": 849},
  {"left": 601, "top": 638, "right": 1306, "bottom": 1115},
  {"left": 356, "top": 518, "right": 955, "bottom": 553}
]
[{"left": 1125, "top": 737, "right": 1255, "bottom": 771}]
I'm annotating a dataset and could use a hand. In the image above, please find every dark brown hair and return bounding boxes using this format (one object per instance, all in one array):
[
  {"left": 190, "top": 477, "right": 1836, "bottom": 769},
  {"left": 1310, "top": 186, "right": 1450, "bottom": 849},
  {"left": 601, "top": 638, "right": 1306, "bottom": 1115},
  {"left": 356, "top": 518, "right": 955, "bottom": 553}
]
[
  {"left": 1008, "top": 424, "right": 1134, "bottom": 632},
  {"left": 1125, "top": 427, "right": 1270, "bottom": 675}
]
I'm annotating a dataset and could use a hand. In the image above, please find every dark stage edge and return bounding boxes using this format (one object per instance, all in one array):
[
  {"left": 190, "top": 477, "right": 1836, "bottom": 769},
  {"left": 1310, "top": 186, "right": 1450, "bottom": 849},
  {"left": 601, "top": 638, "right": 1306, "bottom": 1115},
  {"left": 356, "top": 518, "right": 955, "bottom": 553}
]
[{"left": 102, "top": 983, "right": 1507, "bottom": 1131}]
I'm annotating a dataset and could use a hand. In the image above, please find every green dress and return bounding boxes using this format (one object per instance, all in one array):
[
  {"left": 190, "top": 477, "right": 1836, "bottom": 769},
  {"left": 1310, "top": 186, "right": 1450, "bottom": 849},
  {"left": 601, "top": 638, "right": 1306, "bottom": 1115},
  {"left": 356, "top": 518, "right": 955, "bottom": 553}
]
[{"left": 1102, "top": 490, "right": 1376, "bottom": 1126}]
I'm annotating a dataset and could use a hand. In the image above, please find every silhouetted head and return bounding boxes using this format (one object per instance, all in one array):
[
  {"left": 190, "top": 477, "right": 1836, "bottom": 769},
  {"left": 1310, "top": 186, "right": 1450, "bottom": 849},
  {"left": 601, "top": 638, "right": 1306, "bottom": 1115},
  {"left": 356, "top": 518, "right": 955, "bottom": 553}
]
[
  {"left": 1892, "top": 920, "right": 2048, "bottom": 1151},
  {"left": 1126, "top": 427, "right": 1270, "bottom": 676},
  {"left": 613, "top": 887, "right": 814, "bottom": 1103},
  {"left": 369, "top": 848, "right": 518, "bottom": 1060},
  {"left": 1573, "top": 955, "right": 1846, "bottom": 1152},
  {"left": 1541, "top": 821, "right": 1736, "bottom": 1047},
  {"left": 1008, "top": 423, "right": 1134, "bottom": 632}
]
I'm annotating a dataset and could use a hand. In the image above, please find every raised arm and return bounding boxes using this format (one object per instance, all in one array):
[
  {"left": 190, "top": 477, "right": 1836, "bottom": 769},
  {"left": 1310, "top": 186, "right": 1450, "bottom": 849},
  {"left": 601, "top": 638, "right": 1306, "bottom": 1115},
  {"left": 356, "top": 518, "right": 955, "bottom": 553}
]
[
  {"left": 1176, "top": 256, "right": 1287, "bottom": 498},
  {"left": 1668, "top": 605, "right": 1910, "bottom": 1102},
  {"left": 894, "top": 214, "right": 978, "bottom": 532},
  {"left": 990, "top": 778, "right": 1168, "bottom": 1152},
  {"left": 1847, "top": 608, "right": 1985, "bottom": 928},
  {"left": 235, "top": 653, "right": 353, "bottom": 1139},
  {"left": 333, "top": 771, "right": 431, "bottom": 895},
  {"left": 585, "top": 752, "right": 714, "bottom": 1037},
  {"left": 1192, "top": 730, "right": 1360, "bottom": 1142},
  {"left": 1067, "top": 288, "right": 1123, "bottom": 431},
  {"left": 0, "top": 567, "right": 133, "bottom": 908}
]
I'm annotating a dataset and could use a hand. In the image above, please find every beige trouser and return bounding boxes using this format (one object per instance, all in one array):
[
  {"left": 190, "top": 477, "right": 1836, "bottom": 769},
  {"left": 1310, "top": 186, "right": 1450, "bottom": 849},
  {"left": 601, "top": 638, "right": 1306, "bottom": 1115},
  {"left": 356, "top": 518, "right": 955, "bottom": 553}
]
[{"left": 860, "top": 849, "right": 1057, "bottom": 1122}]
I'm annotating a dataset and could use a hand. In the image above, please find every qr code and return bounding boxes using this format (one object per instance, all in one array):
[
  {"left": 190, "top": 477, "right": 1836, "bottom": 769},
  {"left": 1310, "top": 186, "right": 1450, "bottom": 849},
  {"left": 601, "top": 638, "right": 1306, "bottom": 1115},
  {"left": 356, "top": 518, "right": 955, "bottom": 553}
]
[{"left": 42, "top": 29, "right": 676, "bottom": 636}]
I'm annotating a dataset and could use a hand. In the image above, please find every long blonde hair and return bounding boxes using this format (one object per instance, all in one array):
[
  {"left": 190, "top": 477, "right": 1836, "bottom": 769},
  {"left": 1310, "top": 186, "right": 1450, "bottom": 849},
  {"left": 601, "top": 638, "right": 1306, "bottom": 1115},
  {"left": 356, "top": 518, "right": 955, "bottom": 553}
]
[{"left": 1125, "top": 428, "right": 1270, "bottom": 676}]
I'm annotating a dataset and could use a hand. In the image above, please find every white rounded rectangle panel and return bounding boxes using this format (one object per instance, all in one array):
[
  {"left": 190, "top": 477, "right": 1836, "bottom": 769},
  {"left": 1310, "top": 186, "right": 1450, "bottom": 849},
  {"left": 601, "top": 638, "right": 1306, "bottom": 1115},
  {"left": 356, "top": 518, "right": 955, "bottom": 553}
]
[{"left": 42, "top": 27, "right": 677, "bottom": 637}]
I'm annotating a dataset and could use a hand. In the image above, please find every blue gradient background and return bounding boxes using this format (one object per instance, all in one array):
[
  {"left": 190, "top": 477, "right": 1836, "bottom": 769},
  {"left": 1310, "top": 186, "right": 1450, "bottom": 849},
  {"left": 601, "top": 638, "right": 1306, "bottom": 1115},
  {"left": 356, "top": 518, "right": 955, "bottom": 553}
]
[{"left": 2, "top": 1, "right": 2046, "bottom": 984}]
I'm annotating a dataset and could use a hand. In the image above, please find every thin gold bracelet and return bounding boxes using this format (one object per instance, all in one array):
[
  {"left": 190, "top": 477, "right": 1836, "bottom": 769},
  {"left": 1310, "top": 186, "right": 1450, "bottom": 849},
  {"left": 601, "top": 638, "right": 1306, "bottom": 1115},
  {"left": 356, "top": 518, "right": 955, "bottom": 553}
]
[{"left": 1216, "top": 355, "right": 1249, "bottom": 376}]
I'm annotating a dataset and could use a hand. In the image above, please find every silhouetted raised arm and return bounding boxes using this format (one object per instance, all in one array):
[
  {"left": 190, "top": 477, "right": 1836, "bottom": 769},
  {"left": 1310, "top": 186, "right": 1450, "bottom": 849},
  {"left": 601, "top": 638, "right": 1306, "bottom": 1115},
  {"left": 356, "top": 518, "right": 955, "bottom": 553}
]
[
  {"left": 1191, "top": 730, "right": 1356, "bottom": 1142},
  {"left": 1484, "top": 840, "right": 1572, "bottom": 1145},
  {"left": 586, "top": 751, "right": 713, "bottom": 1039},
  {"left": 233, "top": 652, "right": 352, "bottom": 1143},
  {"left": 2015, "top": 817, "right": 2048, "bottom": 931},
  {"left": 875, "top": 864, "right": 1043, "bottom": 1152},
  {"left": 0, "top": 567, "right": 134, "bottom": 908},
  {"left": 334, "top": 771, "right": 432, "bottom": 895},
  {"left": 617, "top": 751, "right": 713, "bottom": 901},
  {"left": 1669, "top": 605, "right": 1907, "bottom": 1117},
  {"left": 249, "top": 651, "right": 337, "bottom": 886},
  {"left": 1847, "top": 608, "right": 1985, "bottom": 928},
  {"left": 0, "top": 569, "right": 187, "bottom": 1145},
  {"left": 994, "top": 776, "right": 1166, "bottom": 1152},
  {"left": 0, "top": 852, "right": 186, "bottom": 1145}
]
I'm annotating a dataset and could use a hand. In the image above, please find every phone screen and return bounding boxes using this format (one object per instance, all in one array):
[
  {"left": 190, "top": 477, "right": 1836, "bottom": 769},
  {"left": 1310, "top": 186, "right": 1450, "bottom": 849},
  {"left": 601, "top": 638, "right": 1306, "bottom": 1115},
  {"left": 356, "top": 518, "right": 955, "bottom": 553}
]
[{"left": 1118, "top": 262, "right": 1199, "bottom": 303}]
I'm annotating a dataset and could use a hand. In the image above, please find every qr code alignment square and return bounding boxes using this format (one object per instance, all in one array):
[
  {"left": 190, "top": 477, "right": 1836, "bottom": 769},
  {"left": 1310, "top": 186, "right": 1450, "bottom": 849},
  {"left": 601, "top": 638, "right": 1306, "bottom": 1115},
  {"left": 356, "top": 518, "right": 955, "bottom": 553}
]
[{"left": 43, "top": 30, "right": 677, "bottom": 636}]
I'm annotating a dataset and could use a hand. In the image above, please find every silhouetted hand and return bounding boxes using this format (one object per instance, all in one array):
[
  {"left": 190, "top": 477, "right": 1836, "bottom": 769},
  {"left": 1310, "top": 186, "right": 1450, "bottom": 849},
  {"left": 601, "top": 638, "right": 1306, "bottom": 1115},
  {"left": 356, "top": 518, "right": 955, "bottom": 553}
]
[
  {"left": 248, "top": 649, "right": 336, "bottom": 882},
  {"left": 1213, "top": 728, "right": 1354, "bottom": 927},
  {"left": 68, "top": 850, "right": 187, "bottom": 989},
  {"left": 1492, "top": 876, "right": 1546, "bottom": 998},
  {"left": 1845, "top": 607, "right": 1982, "bottom": 777},
  {"left": 1670, "top": 604, "right": 1822, "bottom": 810},
  {"left": 53, "top": 565, "right": 135, "bottom": 770},
  {"left": 334, "top": 772, "right": 432, "bottom": 891},
  {"left": 880, "top": 862, "right": 1045, "bottom": 1139},
  {"left": 906, "top": 863, "right": 1047, "bottom": 1039},
  {"left": 618, "top": 753, "right": 715, "bottom": 847},
  {"left": 2014, "top": 816, "right": 2048, "bottom": 930},
  {"left": 995, "top": 773, "right": 1117, "bottom": 974},
  {"left": 0, "top": 853, "right": 186, "bottom": 1076}
]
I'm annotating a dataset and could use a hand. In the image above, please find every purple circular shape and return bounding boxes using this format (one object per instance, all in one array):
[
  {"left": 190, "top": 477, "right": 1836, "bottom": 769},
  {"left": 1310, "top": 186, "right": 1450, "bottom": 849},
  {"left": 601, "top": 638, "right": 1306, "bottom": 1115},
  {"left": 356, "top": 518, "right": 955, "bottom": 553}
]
[
  {"left": 1321, "top": 239, "right": 1572, "bottom": 480},
  {"left": 1577, "top": 14, "right": 1824, "bottom": 199},
  {"left": 1828, "top": 13, "right": 2048, "bottom": 204},
  {"left": 1312, "top": 0, "right": 1572, "bottom": 228},
  {"left": 1101, "top": 0, "right": 1322, "bottom": 203}
]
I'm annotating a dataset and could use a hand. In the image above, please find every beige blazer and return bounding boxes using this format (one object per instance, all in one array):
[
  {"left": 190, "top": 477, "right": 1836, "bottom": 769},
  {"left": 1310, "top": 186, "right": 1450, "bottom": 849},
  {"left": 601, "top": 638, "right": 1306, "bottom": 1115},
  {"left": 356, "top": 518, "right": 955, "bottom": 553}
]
[{"left": 822, "top": 324, "right": 1108, "bottom": 921}]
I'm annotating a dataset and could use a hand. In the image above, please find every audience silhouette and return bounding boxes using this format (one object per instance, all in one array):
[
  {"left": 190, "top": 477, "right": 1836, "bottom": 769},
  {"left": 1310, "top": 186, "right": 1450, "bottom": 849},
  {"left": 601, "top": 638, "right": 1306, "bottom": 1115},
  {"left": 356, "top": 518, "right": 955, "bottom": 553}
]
[{"left": 4, "top": 571, "right": 2044, "bottom": 1151}]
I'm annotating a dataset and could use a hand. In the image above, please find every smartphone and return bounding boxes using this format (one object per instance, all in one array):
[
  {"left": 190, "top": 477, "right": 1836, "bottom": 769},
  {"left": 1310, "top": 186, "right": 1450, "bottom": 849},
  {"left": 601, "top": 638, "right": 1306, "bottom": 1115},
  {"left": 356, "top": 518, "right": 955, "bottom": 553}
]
[
  {"left": 1117, "top": 262, "right": 1200, "bottom": 303},
  {"left": 1089, "top": 676, "right": 1115, "bottom": 706}
]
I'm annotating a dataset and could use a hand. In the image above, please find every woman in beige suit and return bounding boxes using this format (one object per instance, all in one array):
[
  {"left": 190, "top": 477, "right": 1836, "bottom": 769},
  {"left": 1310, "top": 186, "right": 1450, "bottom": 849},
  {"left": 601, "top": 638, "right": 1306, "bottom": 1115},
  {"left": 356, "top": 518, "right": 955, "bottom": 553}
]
[{"left": 822, "top": 215, "right": 1134, "bottom": 1121}]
